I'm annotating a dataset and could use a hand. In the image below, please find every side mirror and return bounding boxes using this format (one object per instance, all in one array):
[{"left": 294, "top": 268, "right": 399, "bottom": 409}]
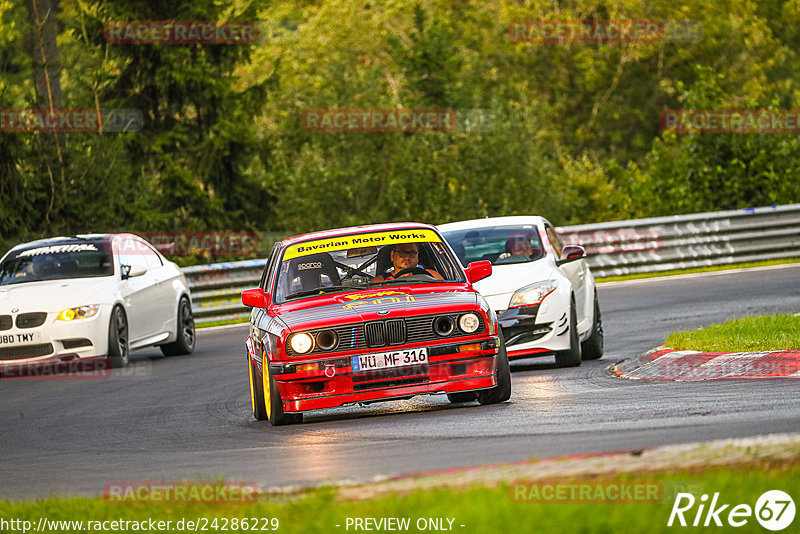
[
  {"left": 465, "top": 260, "right": 492, "bottom": 284},
  {"left": 121, "top": 264, "right": 147, "bottom": 279},
  {"left": 556, "top": 245, "right": 586, "bottom": 266},
  {"left": 242, "top": 288, "right": 269, "bottom": 309}
]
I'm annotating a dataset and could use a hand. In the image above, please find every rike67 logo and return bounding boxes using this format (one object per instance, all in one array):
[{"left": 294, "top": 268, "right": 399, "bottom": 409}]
[{"left": 668, "top": 490, "right": 795, "bottom": 530}]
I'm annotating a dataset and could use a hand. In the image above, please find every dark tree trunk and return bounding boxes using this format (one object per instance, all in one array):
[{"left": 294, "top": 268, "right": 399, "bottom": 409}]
[
  {"left": 26, "top": 0, "right": 62, "bottom": 109},
  {"left": 25, "top": 0, "right": 66, "bottom": 229}
]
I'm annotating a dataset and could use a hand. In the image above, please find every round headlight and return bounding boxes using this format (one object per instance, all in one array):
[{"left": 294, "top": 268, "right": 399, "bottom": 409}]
[
  {"left": 289, "top": 332, "right": 314, "bottom": 354},
  {"left": 316, "top": 329, "right": 339, "bottom": 351},
  {"left": 433, "top": 316, "right": 455, "bottom": 336},
  {"left": 459, "top": 313, "right": 480, "bottom": 334}
]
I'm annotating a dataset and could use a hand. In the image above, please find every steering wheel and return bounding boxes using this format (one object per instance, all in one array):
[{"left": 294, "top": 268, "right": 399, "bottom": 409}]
[
  {"left": 389, "top": 267, "right": 432, "bottom": 279},
  {"left": 337, "top": 262, "right": 372, "bottom": 280}
]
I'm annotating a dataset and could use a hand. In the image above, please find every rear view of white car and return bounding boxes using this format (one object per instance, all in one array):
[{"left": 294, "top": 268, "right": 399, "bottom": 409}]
[
  {"left": 439, "top": 217, "right": 603, "bottom": 367},
  {"left": 0, "top": 233, "right": 195, "bottom": 372}
]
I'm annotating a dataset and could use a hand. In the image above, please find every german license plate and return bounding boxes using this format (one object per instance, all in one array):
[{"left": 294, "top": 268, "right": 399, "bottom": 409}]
[
  {"left": 352, "top": 348, "right": 428, "bottom": 372},
  {"left": 0, "top": 331, "right": 42, "bottom": 346}
]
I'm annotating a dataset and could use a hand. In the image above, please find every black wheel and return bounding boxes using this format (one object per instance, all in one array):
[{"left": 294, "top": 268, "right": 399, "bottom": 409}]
[
  {"left": 581, "top": 292, "right": 604, "bottom": 360},
  {"left": 263, "top": 355, "right": 302, "bottom": 426},
  {"left": 477, "top": 332, "right": 512, "bottom": 405},
  {"left": 160, "top": 297, "right": 195, "bottom": 356},
  {"left": 447, "top": 392, "right": 477, "bottom": 403},
  {"left": 555, "top": 298, "right": 582, "bottom": 368},
  {"left": 107, "top": 306, "right": 129, "bottom": 368},
  {"left": 248, "top": 353, "right": 267, "bottom": 420}
]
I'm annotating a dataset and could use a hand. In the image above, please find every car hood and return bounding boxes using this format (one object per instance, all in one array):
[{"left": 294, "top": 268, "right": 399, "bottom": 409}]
[
  {"left": 473, "top": 259, "right": 554, "bottom": 308},
  {"left": 0, "top": 277, "right": 118, "bottom": 314},
  {"left": 273, "top": 284, "right": 478, "bottom": 332}
]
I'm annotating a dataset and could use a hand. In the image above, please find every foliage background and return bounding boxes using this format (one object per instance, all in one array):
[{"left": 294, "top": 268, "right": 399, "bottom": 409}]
[{"left": 1, "top": 0, "right": 799, "bottom": 258}]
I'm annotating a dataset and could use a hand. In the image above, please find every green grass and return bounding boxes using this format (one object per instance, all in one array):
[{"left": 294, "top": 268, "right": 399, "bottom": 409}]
[
  {"left": 196, "top": 317, "right": 249, "bottom": 329},
  {"left": 1, "top": 458, "right": 798, "bottom": 533},
  {"left": 666, "top": 313, "right": 800, "bottom": 352},
  {"left": 597, "top": 258, "right": 800, "bottom": 283}
]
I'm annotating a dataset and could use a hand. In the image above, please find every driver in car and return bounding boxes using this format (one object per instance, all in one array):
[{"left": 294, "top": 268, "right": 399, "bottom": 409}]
[
  {"left": 371, "top": 243, "right": 444, "bottom": 282},
  {"left": 498, "top": 233, "right": 535, "bottom": 260}
]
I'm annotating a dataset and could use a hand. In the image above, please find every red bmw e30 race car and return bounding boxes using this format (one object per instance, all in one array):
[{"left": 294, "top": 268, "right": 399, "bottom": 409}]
[{"left": 241, "top": 223, "right": 512, "bottom": 425}]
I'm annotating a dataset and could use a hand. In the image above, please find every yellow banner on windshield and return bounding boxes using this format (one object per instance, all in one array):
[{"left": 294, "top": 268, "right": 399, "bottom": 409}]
[{"left": 283, "top": 229, "right": 441, "bottom": 260}]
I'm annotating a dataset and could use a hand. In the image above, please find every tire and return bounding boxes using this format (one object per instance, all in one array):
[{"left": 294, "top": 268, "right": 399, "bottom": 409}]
[
  {"left": 160, "top": 297, "right": 195, "bottom": 356},
  {"left": 477, "top": 332, "right": 512, "bottom": 405},
  {"left": 581, "top": 292, "right": 604, "bottom": 360},
  {"left": 248, "top": 354, "right": 267, "bottom": 420},
  {"left": 263, "top": 354, "right": 302, "bottom": 426},
  {"left": 555, "top": 298, "right": 582, "bottom": 368},
  {"left": 107, "top": 306, "right": 129, "bottom": 368},
  {"left": 447, "top": 392, "right": 477, "bottom": 404}
]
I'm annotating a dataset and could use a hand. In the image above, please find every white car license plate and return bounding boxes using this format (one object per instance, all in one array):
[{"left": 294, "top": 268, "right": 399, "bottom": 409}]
[
  {"left": 0, "top": 331, "right": 42, "bottom": 346},
  {"left": 352, "top": 348, "right": 428, "bottom": 372}
]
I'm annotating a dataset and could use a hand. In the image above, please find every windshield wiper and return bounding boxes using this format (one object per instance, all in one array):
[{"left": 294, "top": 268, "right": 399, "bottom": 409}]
[{"left": 285, "top": 285, "right": 351, "bottom": 300}]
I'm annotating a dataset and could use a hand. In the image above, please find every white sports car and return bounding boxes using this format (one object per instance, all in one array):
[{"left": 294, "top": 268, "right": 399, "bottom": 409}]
[
  {"left": 0, "top": 233, "right": 195, "bottom": 372},
  {"left": 438, "top": 217, "right": 602, "bottom": 367}
]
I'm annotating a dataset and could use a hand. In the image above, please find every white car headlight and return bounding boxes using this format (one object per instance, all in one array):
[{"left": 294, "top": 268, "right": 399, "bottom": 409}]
[
  {"left": 289, "top": 332, "right": 314, "bottom": 354},
  {"left": 56, "top": 305, "right": 100, "bottom": 321},
  {"left": 459, "top": 313, "right": 481, "bottom": 333},
  {"left": 509, "top": 280, "right": 558, "bottom": 308}
]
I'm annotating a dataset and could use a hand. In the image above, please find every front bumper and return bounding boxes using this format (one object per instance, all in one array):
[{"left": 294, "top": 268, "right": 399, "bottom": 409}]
[
  {"left": 264, "top": 337, "right": 501, "bottom": 412},
  {"left": 497, "top": 305, "right": 570, "bottom": 359},
  {"left": 0, "top": 307, "right": 110, "bottom": 370}
]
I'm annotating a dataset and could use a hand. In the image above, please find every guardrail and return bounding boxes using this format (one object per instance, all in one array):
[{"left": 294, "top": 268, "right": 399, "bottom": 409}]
[
  {"left": 558, "top": 203, "right": 800, "bottom": 277},
  {"left": 184, "top": 203, "right": 800, "bottom": 324}
]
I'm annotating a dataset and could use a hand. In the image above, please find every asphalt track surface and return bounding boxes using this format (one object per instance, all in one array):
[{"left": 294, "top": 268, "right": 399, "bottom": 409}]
[{"left": 2, "top": 265, "right": 799, "bottom": 499}]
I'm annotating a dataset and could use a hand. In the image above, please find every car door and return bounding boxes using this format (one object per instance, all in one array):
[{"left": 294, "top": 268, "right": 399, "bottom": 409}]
[
  {"left": 545, "top": 224, "right": 589, "bottom": 325},
  {"left": 136, "top": 239, "right": 177, "bottom": 335},
  {"left": 117, "top": 238, "right": 163, "bottom": 342}
]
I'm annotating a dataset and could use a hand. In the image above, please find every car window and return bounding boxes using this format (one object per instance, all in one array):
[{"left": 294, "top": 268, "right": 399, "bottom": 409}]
[
  {"left": 135, "top": 240, "right": 163, "bottom": 270},
  {"left": 440, "top": 225, "right": 546, "bottom": 266},
  {"left": 0, "top": 241, "right": 114, "bottom": 285},
  {"left": 545, "top": 226, "right": 564, "bottom": 257},
  {"left": 261, "top": 242, "right": 281, "bottom": 292},
  {"left": 117, "top": 239, "right": 150, "bottom": 271}
]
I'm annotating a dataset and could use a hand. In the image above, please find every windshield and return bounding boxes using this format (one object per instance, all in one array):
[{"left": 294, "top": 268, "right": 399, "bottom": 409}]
[
  {"left": 273, "top": 229, "right": 464, "bottom": 303},
  {"left": 0, "top": 241, "right": 114, "bottom": 286},
  {"left": 441, "top": 225, "right": 546, "bottom": 267}
]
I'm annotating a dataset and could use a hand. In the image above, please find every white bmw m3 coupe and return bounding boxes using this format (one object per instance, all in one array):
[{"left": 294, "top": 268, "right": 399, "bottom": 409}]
[
  {"left": 0, "top": 233, "right": 195, "bottom": 372},
  {"left": 439, "top": 217, "right": 603, "bottom": 367}
]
